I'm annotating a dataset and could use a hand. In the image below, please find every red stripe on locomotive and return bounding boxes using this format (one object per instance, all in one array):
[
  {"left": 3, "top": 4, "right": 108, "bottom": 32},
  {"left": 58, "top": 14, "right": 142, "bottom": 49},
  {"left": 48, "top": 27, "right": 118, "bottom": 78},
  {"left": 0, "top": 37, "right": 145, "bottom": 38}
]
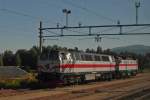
[{"left": 60, "top": 64, "right": 137, "bottom": 68}]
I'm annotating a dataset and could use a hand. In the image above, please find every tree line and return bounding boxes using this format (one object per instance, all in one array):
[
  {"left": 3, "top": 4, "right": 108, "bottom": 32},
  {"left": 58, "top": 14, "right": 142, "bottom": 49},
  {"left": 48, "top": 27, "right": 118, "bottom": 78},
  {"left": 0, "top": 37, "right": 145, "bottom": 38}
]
[
  {"left": 0, "top": 45, "right": 150, "bottom": 71},
  {"left": 0, "top": 46, "right": 39, "bottom": 70}
]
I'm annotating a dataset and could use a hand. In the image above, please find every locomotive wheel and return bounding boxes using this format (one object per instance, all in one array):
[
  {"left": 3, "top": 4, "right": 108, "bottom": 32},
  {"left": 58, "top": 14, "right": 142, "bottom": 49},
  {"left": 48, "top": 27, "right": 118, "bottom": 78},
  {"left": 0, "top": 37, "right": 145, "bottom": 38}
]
[
  {"left": 108, "top": 73, "right": 113, "bottom": 81},
  {"left": 63, "top": 78, "right": 69, "bottom": 85}
]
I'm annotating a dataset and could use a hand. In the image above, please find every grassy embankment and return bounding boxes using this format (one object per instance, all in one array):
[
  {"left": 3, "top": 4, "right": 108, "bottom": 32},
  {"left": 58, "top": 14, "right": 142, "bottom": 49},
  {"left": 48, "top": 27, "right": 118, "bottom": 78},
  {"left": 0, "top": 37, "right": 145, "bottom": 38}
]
[
  {"left": 0, "top": 73, "right": 39, "bottom": 89},
  {"left": 143, "top": 67, "right": 150, "bottom": 73}
]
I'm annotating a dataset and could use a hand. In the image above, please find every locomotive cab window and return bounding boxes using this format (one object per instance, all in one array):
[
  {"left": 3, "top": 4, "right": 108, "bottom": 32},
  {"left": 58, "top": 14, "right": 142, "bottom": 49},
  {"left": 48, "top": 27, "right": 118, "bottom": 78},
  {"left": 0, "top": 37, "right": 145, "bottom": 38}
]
[
  {"left": 49, "top": 51, "right": 59, "bottom": 60},
  {"left": 85, "top": 54, "right": 93, "bottom": 61},
  {"left": 102, "top": 56, "right": 109, "bottom": 61},
  {"left": 60, "top": 53, "right": 67, "bottom": 60},
  {"left": 75, "top": 52, "right": 80, "bottom": 60},
  {"left": 111, "top": 56, "right": 116, "bottom": 62},
  {"left": 94, "top": 55, "right": 101, "bottom": 61},
  {"left": 81, "top": 54, "right": 85, "bottom": 61}
]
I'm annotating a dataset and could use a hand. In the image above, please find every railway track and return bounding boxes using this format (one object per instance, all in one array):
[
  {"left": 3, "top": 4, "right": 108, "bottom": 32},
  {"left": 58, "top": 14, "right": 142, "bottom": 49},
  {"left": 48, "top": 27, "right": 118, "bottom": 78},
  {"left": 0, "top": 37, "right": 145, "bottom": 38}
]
[
  {"left": 62, "top": 76, "right": 150, "bottom": 100},
  {"left": 0, "top": 73, "right": 149, "bottom": 100},
  {"left": 103, "top": 81, "right": 150, "bottom": 100},
  {"left": 114, "top": 86, "right": 150, "bottom": 100},
  {"left": 31, "top": 73, "right": 150, "bottom": 100}
]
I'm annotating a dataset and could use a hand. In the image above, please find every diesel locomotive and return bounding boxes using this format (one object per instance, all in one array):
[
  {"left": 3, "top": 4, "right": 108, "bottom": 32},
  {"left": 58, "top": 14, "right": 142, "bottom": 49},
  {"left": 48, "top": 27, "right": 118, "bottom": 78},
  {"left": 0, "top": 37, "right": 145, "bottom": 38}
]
[{"left": 37, "top": 50, "right": 138, "bottom": 84}]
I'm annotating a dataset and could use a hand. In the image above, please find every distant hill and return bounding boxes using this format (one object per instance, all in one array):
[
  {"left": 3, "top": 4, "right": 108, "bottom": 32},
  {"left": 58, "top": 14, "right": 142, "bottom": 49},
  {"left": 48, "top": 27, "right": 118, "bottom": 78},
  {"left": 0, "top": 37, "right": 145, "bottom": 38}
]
[{"left": 111, "top": 45, "right": 150, "bottom": 55}]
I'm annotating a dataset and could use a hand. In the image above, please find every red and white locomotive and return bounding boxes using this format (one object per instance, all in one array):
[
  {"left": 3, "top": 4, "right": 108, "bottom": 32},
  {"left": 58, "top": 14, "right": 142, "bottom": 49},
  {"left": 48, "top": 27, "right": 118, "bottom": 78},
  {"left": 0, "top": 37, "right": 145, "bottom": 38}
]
[{"left": 37, "top": 50, "right": 138, "bottom": 84}]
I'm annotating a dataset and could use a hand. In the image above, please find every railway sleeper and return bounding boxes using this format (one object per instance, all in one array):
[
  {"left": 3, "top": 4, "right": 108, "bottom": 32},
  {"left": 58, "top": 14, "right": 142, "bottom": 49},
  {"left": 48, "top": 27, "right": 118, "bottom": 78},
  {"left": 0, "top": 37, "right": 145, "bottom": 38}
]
[{"left": 114, "top": 87, "right": 150, "bottom": 100}]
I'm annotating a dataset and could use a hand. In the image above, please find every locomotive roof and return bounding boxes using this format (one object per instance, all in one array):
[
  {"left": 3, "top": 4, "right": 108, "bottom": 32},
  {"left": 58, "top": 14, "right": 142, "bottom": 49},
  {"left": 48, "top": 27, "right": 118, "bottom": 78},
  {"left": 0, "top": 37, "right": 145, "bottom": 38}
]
[
  {"left": 46, "top": 50, "right": 112, "bottom": 56},
  {"left": 62, "top": 50, "right": 111, "bottom": 56},
  {"left": 74, "top": 51, "right": 111, "bottom": 56}
]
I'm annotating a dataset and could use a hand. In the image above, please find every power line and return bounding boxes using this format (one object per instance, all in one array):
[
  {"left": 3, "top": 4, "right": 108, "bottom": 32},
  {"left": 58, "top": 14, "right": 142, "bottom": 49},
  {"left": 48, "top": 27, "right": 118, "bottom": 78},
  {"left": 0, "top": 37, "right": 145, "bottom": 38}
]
[
  {"left": 44, "top": 30, "right": 60, "bottom": 35},
  {"left": 93, "top": 27, "right": 116, "bottom": 34},
  {"left": 39, "top": 21, "right": 150, "bottom": 53},
  {"left": 45, "top": 27, "right": 89, "bottom": 37},
  {"left": 78, "top": 36, "right": 120, "bottom": 41},
  {"left": 61, "top": 0, "right": 117, "bottom": 23},
  {"left": 40, "top": 24, "right": 150, "bottom": 38},
  {"left": 41, "top": 24, "right": 150, "bottom": 30},
  {"left": 43, "top": 32, "right": 150, "bottom": 38},
  {"left": 0, "top": 8, "right": 37, "bottom": 19},
  {"left": 125, "top": 26, "right": 150, "bottom": 33},
  {"left": 0, "top": 8, "right": 58, "bottom": 25},
  {"left": 65, "top": 28, "right": 88, "bottom": 35}
]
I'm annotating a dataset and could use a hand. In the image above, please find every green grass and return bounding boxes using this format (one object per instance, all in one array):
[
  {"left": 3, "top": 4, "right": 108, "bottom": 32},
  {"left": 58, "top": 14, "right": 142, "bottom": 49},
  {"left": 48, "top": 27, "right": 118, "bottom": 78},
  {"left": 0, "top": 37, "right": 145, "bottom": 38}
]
[
  {"left": 143, "top": 68, "right": 150, "bottom": 73},
  {"left": 0, "top": 79, "right": 21, "bottom": 89},
  {"left": 0, "top": 73, "right": 39, "bottom": 89}
]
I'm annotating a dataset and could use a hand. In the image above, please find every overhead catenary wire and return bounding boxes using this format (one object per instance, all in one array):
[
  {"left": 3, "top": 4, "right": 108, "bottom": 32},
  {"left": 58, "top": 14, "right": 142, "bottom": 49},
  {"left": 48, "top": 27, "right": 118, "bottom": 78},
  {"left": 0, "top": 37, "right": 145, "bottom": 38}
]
[
  {"left": 0, "top": 8, "right": 36, "bottom": 19},
  {"left": 93, "top": 27, "right": 117, "bottom": 34},
  {"left": 0, "top": 8, "right": 58, "bottom": 25},
  {"left": 64, "top": 28, "right": 88, "bottom": 35},
  {"left": 76, "top": 27, "right": 119, "bottom": 42},
  {"left": 44, "top": 25, "right": 150, "bottom": 42},
  {"left": 125, "top": 26, "right": 150, "bottom": 33},
  {"left": 0, "top": 3, "right": 120, "bottom": 37},
  {"left": 44, "top": 29, "right": 60, "bottom": 35},
  {"left": 78, "top": 36, "right": 120, "bottom": 41},
  {"left": 41, "top": 23, "right": 150, "bottom": 41},
  {"left": 0, "top": 8, "right": 88, "bottom": 36},
  {"left": 43, "top": 32, "right": 150, "bottom": 38},
  {"left": 61, "top": 0, "right": 117, "bottom": 23}
]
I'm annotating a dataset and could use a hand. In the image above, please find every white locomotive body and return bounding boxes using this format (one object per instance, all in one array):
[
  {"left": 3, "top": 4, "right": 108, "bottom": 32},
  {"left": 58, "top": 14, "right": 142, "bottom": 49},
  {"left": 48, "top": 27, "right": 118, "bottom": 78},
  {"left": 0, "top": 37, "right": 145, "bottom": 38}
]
[{"left": 38, "top": 50, "right": 138, "bottom": 84}]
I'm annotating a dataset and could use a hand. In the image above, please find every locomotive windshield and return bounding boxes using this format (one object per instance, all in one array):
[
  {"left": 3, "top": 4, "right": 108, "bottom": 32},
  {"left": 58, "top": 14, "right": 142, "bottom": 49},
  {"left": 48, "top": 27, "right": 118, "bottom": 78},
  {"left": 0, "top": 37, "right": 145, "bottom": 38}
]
[{"left": 40, "top": 51, "right": 59, "bottom": 61}]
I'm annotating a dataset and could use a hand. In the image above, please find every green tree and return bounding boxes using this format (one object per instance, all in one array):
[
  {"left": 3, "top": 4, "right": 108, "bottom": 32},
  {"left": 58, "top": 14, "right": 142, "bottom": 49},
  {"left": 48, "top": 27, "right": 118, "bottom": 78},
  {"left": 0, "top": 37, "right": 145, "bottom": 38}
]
[
  {"left": 29, "top": 47, "right": 38, "bottom": 69},
  {"left": 15, "top": 49, "right": 28, "bottom": 66},
  {"left": 74, "top": 47, "right": 79, "bottom": 51},
  {"left": 15, "top": 54, "right": 21, "bottom": 66},
  {"left": 86, "top": 48, "right": 95, "bottom": 53},
  {"left": 52, "top": 45, "right": 59, "bottom": 50},
  {"left": 32, "top": 46, "right": 40, "bottom": 54},
  {"left": 85, "top": 48, "right": 90, "bottom": 53},
  {"left": 0, "top": 55, "right": 3, "bottom": 66},
  {"left": 3, "top": 50, "right": 15, "bottom": 66},
  {"left": 96, "top": 46, "right": 102, "bottom": 54}
]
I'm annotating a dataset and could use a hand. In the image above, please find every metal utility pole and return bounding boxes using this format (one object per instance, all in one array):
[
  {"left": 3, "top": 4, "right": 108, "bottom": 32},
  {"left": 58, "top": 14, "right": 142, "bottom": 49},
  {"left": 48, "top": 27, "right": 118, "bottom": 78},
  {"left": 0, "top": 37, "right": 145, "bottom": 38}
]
[
  {"left": 62, "top": 9, "right": 71, "bottom": 27},
  {"left": 135, "top": 1, "right": 140, "bottom": 24},
  {"left": 39, "top": 21, "right": 43, "bottom": 54}
]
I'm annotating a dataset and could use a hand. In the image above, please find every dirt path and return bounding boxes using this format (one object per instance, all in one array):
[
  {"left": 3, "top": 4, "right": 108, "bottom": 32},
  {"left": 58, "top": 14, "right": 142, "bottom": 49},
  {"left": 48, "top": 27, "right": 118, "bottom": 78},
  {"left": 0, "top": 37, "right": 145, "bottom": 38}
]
[{"left": 0, "top": 90, "right": 67, "bottom": 100}]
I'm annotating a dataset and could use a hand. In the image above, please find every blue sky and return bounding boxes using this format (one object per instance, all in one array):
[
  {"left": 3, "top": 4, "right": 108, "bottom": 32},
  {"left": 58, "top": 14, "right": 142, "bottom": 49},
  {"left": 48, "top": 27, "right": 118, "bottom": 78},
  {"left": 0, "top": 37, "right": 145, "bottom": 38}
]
[{"left": 0, "top": 0, "right": 150, "bottom": 53}]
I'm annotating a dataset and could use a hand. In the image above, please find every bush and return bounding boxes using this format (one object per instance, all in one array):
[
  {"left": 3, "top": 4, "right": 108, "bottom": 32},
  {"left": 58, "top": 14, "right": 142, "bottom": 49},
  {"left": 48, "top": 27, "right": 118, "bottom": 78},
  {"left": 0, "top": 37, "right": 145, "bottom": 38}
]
[
  {"left": 4, "top": 80, "right": 21, "bottom": 89},
  {"left": 0, "top": 79, "right": 21, "bottom": 89},
  {"left": 20, "top": 78, "right": 39, "bottom": 89},
  {"left": 0, "top": 73, "right": 39, "bottom": 89}
]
